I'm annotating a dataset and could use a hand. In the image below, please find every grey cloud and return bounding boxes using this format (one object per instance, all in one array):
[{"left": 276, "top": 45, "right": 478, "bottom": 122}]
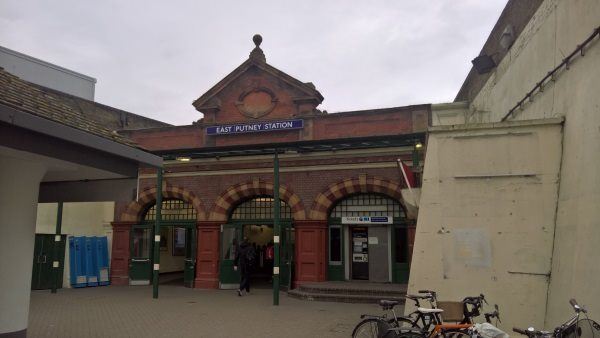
[{"left": 0, "top": 0, "right": 506, "bottom": 125}]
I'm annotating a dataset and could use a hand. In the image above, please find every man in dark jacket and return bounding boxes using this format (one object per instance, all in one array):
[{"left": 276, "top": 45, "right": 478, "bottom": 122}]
[{"left": 234, "top": 237, "right": 253, "bottom": 296}]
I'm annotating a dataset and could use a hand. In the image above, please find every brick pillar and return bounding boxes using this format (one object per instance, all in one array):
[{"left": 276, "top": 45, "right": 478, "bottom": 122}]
[
  {"left": 294, "top": 220, "right": 327, "bottom": 287},
  {"left": 110, "top": 222, "right": 134, "bottom": 286},
  {"left": 194, "top": 221, "right": 220, "bottom": 289}
]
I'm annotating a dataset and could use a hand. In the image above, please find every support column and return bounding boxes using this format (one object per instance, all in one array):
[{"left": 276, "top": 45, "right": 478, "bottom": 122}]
[
  {"left": 51, "top": 202, "right": 63, "bottom": 293},
  {"left": 0, "top": 156, "right": 46, "bottom": 337},
  {"left": 194, "top": 221, "right": 220, "bottom": 289},
  {"left": 273, "top": 151, "right": 280, "bottom": 306},
  {"left": 294, "top": 220, "right": 327, "bottom": 287},
  {"left": 152, "top": 169, "right": 162, "bottom": 299}
]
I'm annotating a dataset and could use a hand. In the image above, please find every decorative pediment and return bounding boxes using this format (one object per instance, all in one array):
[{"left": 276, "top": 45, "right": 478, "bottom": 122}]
[{"left": 192, "top": 35, "right": 323, "bottom": 123}]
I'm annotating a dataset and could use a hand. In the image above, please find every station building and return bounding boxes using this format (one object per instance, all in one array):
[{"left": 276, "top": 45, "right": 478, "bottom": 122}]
[{"left": 110, "top": 36, "right": 428, "bottom": 289}]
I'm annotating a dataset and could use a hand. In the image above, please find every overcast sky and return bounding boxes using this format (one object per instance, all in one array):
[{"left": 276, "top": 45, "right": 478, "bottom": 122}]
[{"left": 0, "top": 1, "right": 506, "bottom": 126}]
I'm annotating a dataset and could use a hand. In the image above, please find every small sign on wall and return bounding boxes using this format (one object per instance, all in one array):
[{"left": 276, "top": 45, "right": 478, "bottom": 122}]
[
  {"left": 368, "top": 237, "right": 379, "bottom": 245},
  {"left": 342, "top": 216, "right": 392, "bottom": 224}
]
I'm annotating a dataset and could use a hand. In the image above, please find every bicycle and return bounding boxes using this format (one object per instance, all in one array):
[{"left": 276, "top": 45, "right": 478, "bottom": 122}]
[
  {"left": 513, "top": 298, "right": 600, "bottom": 338},
  {"left": 352, "top": 290, "right": 437, "bottom": 338},
  {"left": 352, "top": 291, "right": 501, "bottom": 338}
]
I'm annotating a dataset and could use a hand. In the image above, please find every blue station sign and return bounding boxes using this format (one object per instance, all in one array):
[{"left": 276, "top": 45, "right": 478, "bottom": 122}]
[{"left": 206, "top": 119, "right": 304, "bottom": 136}]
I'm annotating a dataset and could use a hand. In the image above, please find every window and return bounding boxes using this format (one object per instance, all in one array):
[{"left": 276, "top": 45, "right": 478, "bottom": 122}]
[
  {"left": 143, "top": 199, "right": 197, "bottom": 221},
  {"left": 230, "top": 196, "right": 292, "bottom": 220},
  {"left": 330, "top": 193, "right": 405, "bottom": 218}
]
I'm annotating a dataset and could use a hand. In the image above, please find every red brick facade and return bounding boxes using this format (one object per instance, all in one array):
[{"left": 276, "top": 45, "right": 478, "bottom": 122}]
[{"left": 111, "top": 37, "right": 427, "bottom": 288}]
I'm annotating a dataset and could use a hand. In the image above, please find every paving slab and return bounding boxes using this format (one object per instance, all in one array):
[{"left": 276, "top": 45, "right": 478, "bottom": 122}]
[{"left": 29, "top": 285, "right": 403, "bottom": 337}]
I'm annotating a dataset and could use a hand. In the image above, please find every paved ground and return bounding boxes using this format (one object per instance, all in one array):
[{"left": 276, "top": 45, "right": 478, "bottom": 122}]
[{"left": 29, "top": 285, "right": 403, "bottom": 338}]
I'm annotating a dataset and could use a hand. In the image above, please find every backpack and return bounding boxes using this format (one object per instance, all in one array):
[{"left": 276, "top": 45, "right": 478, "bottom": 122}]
[{"left": 245, "top": 247, "right": 256, "bottom": 267}]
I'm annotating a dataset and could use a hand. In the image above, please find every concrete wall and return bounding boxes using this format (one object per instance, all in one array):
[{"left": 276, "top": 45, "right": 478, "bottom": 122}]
[
  {"left": 36, "top": 202, "right": 114, "bottom": 288},
  {"left": 411, "top": 0, "right": 600, "bottom": 330},
  {"left": 408, "top": 120, "right": 563, "bottom": 330},
  {"left": 0, "top": 45, "right": 96, "bottom": 100},
  {"left": 469, "top": 0, "right": 600, "bottom": 327}
]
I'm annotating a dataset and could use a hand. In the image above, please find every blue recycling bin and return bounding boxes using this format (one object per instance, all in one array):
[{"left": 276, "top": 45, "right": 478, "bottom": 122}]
[
  {"left": 86, "top": 237, "right": 99, "bottom": 286},
  {"left": 96, "top": 236, "right": 110, "bottom": 286},
  {"left": 69, "top": 236, "right": 87, "bottom": 288}
]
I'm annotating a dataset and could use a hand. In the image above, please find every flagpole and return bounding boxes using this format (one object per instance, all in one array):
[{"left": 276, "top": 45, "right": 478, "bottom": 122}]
[{"left": 397, "top": 159, "right": 417, "bottom": 207}]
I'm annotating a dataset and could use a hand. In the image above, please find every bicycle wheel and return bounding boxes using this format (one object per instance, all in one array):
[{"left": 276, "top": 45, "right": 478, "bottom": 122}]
[
  {"left": 442, "top": 329, "right": 471, "bottom": 338},
  {"left": 352, "top": 318, "right": 394, "bottom": 338}
]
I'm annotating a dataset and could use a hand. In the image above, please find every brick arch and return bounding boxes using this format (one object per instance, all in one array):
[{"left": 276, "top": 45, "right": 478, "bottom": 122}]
[
  {"left": 210, "top": 179, "right": 306, "bottom": 221},
  {"left": 309, "top": 174, "right": 405, "bottom": 220},
  {"left": 120, "top": 185, "right": 207, "bottom": 222}
]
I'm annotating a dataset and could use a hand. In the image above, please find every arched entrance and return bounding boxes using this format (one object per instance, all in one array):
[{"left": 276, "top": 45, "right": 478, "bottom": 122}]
[
  {"left": 327, "top": 193, "right": 410, "bottom": 283},
  {"left": 219, "top": 196, "right": 294, "bottom": 289},
  {"left": 130, "top": 199, "right": 198, "bottom": 287}
]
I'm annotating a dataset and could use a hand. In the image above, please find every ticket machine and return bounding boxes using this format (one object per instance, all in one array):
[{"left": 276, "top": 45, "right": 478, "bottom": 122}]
[{"left": 351, "top": 227, "right": 369, "bottom": 280}]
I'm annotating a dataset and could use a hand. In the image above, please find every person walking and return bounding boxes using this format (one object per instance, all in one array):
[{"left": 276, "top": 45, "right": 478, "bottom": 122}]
[{"left": 234, "top": 237, "right": 253, "bottom": 296}]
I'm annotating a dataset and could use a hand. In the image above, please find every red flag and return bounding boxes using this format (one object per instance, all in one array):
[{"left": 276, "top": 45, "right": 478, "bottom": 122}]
[{"left": 399, "top": 160, "right": 415, "bottom": 188}]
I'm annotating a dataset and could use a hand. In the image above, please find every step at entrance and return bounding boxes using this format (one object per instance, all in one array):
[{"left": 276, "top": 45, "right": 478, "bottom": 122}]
[{"left": 288, "top": 281, "right": 407, "bottom": 304}]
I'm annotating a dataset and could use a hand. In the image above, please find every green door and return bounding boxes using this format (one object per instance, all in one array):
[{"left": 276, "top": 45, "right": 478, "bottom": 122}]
[
  {"left": 129, "top": 225, "right": 152, "bottom": 285},
  {"left": 219, "top": 223, "right": 242, "bottom": 288},
  {"left": 392, "top": 226, "right": 410, "bottom": 283},
  {"left": 32, "top": 234, "right": 66, "bottom": 290},
  {"left": 184, "top": 227, "right": 197, "bottom": 288}
]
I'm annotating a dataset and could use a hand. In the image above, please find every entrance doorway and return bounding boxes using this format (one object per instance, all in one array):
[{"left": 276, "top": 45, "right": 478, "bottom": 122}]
[
  {"left": 219, "top": 196, "right": 293, "bottom": 289},
  {"left": 129, "top": 199, "right": 197, "bottom": 288},
  {"left": 327, "top": 193, "right": 410, "bottom": 283}
]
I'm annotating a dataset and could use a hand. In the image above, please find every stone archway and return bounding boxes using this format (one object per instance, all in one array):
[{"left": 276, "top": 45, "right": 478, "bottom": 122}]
[
  {"left": 209, "top": 178, "right": 306, "bottom": 221},
  {"left": 120, "top": 184, "right": 207, "bottom": 222},
  {"left": 309, "top": 174, "right": 405, "bottom": 220}
]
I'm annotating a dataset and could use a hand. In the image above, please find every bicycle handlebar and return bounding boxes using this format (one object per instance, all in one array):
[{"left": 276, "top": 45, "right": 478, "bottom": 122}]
[
  {"left": 513, "top": 327, "right": 529, "bottom": 335},
  {"left": 569, "top": 298, "right": 587, "bottom": 313}
]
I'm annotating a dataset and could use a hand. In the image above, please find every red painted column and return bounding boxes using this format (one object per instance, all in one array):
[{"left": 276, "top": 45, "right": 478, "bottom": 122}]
[
  {"left": 194, "top": 221, "right": 221, "bottom": 289},
  {"left": 110, "top": 222, "right": 134, "bottom": 286},
  {"left": 294, "top": 220, "right": 327, "bottom": 287}
]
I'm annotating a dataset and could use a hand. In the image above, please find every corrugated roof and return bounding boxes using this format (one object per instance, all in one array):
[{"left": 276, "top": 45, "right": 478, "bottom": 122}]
[{"left": 0, "top": 67, "right": 138, "bottom": 147}]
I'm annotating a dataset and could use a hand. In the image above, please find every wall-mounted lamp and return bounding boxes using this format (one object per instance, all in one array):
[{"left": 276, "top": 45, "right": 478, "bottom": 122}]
[
  {"left": 176, "top": 156, "right": 191, "bottom": 162},
  {"left": 415, "top": 142, "right": 423, "bottom": 150},
  {"left": 472, "top": 54, "right": 496, "bottom": 74}
]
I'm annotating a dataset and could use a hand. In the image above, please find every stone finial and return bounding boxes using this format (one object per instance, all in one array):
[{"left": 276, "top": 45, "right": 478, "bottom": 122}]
[
  {"left": 249, "top": 34, "right": 266, "bottom": 63},
  {"left": 253, "top": 34, "right": 262, "bottom": 47}
]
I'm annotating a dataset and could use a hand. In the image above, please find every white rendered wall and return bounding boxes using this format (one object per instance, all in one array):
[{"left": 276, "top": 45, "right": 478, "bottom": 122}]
[
  {"left": 466, "top": 0, "right": 600, "bottom": 327},
  {"left": 0, "top": 155, "right": 46, "bottom": 336},
  {"left": 411, "top": 0, "right": 600, "bottom": 330},
  {"left": 407, "top": 120, "right": 563, "bottom": 331},
  {"left": 36, "top": 202, "right": 114, "bottom": 288}
]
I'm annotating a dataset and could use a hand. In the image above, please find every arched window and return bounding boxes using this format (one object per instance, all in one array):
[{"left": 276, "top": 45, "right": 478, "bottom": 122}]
[
  {"left": 230, "top": 196, "right": 292, "bottom": 220},
  {"left": 143, "top": 199, "right": 197, "bottom": 222},
  {"left": 329, "top": 193, "right": 405, "bottom": 218}
]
